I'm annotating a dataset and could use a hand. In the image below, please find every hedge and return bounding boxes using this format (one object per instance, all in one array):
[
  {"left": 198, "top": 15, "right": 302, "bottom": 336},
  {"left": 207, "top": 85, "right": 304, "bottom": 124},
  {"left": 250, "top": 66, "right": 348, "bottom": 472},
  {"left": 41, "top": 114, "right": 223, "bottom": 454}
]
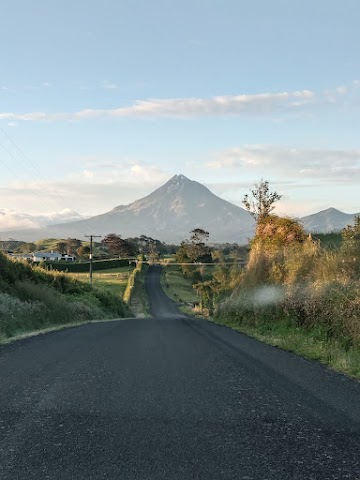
[{"left": 38, "top": 258, "right": 135, "bottom": 273}]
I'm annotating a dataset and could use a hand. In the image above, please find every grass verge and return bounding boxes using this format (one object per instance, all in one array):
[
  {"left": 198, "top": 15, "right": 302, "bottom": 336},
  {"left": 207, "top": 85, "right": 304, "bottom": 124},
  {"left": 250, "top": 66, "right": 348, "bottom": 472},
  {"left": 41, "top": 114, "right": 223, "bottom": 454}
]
[
  {"left": 69, "top": 266, "right": 132, "bottom": 297},
  {"left": 129, "top": 264, "right": 150, "bottom": 317},
  {"left": 0, "top": 317, "right": 128, "bottom": 346},
  {"left": 0, "top": 252, "right": 130, "bottom": 342},
  {"left": 161, "top": 265, "right": 200, "bottom": 315},
  {"left": 212, "top": 315, "right": 360, "bottom": 379}
]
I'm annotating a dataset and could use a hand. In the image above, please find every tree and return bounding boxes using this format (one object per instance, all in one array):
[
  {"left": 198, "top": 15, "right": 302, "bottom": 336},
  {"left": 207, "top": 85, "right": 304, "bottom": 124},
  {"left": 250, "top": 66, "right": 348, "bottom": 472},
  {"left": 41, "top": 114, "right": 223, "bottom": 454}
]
[
  {"left": 76, "top": 245, "right": 91, "bottom": 259},
  {"left": 342, "top": 215, "right": 360, "bottom": 243},
  {"left": 243, "top": 179, "right": 282, "bottom": 221},
  {"left": 65, "top": 238, "right": 82, "bottom": 256},
  {"left": 102, "top": 234, "right": 135, "bottom": 257},
  {"left": 14, "top": 242, "right": 36, "bottom": 254},
  {"left": 55, "top": 241, "right": 68, "bottom": 254},
  {"left": 175, "top": 228, "right": 211, "bottom": 264},
  {"left": 341, "top": 216, "right": 360, "bottom": 276},
  {"left": 188, "top": 228, "right": 210, "bottom": 262}
]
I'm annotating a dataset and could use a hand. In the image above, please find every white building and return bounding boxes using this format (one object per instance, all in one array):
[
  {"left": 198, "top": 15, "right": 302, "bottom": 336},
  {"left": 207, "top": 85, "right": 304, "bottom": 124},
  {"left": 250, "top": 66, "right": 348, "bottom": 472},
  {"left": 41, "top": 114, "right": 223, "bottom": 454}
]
[
  {"left": 33, "top": 251, "right": 63, "bottom": 262},
  {"left": 32, "top": 251, "right": 76, "bottom": 262}
]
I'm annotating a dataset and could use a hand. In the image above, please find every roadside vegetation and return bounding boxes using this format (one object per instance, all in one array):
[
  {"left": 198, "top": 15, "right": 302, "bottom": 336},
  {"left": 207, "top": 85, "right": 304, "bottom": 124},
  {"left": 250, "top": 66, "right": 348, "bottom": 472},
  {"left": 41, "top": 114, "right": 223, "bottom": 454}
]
[
  {"left": 69, "top": 266, "right": 132, "bottom": 297},
  {"left": 214, "top": 182, "right": 360, "bottom": 377},
  {"left": 0, "top": 252, "right": 129, "bottom": 343},
  {"left": 169, "top": 180, "right": 360, "bottom": 378},
  {"left": 128, "top": 259, "right": 150, "bottom": 317},
  {"left": 161, "top": 264, "right": 197, "bottom": 314}
]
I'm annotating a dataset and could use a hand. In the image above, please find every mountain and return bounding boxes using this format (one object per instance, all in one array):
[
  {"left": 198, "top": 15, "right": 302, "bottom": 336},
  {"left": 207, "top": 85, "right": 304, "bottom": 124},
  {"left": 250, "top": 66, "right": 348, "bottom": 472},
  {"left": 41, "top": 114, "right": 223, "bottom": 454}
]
[
  {"left": 0, "top": 175, "right": 255, "bottom": 244},
  {"left": 300, "top": 208, "right": 359, "bottom": 233}
]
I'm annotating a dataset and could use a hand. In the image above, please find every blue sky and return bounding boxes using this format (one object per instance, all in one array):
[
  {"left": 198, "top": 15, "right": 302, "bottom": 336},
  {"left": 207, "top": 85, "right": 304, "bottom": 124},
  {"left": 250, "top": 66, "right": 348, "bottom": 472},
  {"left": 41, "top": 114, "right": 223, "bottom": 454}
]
[{"left": 1, "top": 0, "right": 360, "bottom": 231}]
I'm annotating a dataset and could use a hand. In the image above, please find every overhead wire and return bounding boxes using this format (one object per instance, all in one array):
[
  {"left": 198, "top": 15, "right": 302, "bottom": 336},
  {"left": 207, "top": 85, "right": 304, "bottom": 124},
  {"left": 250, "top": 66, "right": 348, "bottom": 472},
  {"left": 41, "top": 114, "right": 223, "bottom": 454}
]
[{"left": 0, "top": 128, "right": 101, "bottom": 241}]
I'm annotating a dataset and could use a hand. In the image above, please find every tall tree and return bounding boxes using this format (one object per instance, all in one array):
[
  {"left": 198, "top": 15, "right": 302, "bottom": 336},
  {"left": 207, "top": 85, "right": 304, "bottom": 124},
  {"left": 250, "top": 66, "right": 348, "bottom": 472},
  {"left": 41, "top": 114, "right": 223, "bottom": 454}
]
[
  {"left": 242, "top": 179, "right": 282, "bottom": 221},
  {"left": 102, "top": 234, "right": 135, "bottom": 257},
  {"left": 175, "top": 228, "right": 211, "bottom": 265},
  {"left": 55, "top": 241, "right": 68, "bottom": 254},
  {"left": 66, "top": 238, "right": 82, "bottom": 256}
]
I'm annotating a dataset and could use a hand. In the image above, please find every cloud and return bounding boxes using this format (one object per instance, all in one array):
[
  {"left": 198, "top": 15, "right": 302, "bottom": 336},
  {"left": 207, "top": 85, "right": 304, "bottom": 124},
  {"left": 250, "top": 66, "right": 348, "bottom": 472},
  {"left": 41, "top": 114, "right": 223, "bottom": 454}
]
[
  {"left": 0, "top": 86, "right": 16, "bottom": 93},
  {"left": 0, "top": 88, "right": 315, "bottom": 122},
  {"left": 101, "top": 81, "right": 119, "bottom": 90},
  {"left": 0, "top": 161, "right": 171, "bottom": 223},
  {"left": 206, "top": 145, "right": 360, "bottom": 182},
  {"left": 0, "top": 209, "right": 39, "bottom": 231},
  {"left": 2, "top": 79, "right": 358, "bottom": 122},
  {"left": 0, "top": 208, "right": 84, "bottom": 232},
  {"left": 69, "top": 157, "right": 170, "bottom": 185}
]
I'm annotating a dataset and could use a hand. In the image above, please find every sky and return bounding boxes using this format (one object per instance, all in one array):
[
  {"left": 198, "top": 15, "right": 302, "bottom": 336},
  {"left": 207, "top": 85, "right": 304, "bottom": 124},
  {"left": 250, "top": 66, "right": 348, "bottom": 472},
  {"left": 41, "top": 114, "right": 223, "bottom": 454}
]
[{"left": 1, "top": 0, "right": 360, "bottom": 232}]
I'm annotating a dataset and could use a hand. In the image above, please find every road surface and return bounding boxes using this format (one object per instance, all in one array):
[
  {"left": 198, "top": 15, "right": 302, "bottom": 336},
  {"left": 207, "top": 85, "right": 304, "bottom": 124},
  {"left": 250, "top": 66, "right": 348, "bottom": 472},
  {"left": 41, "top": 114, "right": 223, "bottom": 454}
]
[{"left": 0, "top": 265, "right": 360, "bottom": 479}]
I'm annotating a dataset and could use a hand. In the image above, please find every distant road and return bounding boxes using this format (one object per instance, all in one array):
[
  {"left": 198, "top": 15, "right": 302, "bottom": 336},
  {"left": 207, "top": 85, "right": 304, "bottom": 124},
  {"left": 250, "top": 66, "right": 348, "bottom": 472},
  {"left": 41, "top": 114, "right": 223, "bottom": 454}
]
[{"left": 0, "top": 265, "right": 360, "bottom": 479}]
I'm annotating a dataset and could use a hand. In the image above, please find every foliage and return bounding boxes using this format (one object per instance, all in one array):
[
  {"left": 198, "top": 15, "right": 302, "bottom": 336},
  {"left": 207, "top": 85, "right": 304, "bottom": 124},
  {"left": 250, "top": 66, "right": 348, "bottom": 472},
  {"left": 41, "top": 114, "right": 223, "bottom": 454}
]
[
  {"left": 102, "top": 233, "right": 136, "bottom": 257},
  {"left": 14, "top": 242, "right": 36, "bottom": 253},
  {"left": 213, "top": 212, "right": 360, "bottom": 368},
  {"left": 123, "top": 255, "right": 145, "bottom": 304},
  {"left": 0, "top": 252, "right": 128, "bottom": 340},
  {"left": 76, "top": 245, "right": 91, "bottom": 258},
  {"left": 127, "top": 235, "right": 174, "bottom": 255},
  {"left": 175, "top": 228, "right": 212, "bottom": 266},
  {"left": 40, "top": 258, "right": 131, "bottom": 272},
  {"left": 312, "top": 232, "right": 342, "bottom": 250},
  {"left": 340, "top": 215, "right": 360, "bottom": 277},
  {"left": 242, "top": 179, "right": 282, "bottom": 221}
]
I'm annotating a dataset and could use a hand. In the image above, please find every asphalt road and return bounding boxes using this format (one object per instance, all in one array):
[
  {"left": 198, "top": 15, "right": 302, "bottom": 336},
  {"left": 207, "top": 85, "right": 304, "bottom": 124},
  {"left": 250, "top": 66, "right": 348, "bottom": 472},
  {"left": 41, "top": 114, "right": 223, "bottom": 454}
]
[{"left": 1, "top": 266, "right": 360, "bottom": 479}]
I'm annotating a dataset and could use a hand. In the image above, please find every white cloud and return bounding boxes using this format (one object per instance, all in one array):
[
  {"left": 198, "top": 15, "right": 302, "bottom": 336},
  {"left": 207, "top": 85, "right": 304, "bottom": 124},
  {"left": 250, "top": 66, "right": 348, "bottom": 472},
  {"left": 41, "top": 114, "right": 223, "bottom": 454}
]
[
  {"left": 206, "top": 144, "right": 360, "bottom": 182},
  {"left": 2, "top": 80, "right": 358, "bottom": 122},
  {"left": 102, "top": 81, "right": 119, "bottom": 90},
  {"left": 0, "top": 208, "right": 84, "bottom": 232},
  {"left": 0, "top": 88, "right": 315, "bottom": 121},
  {"left": 0, "top": 160, "right": 171, "bottom": 223},
  {"left": 0, "top": 209, "right": 39, "bottom": 231}
]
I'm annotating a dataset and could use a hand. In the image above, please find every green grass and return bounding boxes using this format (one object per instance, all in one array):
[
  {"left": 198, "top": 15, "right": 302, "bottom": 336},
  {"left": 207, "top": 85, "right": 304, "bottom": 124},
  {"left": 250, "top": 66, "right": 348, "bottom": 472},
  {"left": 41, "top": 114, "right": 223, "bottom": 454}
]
[
  {"left": 0, "top": 252, "right": 129, "bottom": 342},
  {"left": 68, "top": 266, "right": 132, "bottom": 297},
  {"left": 312, "top": 232, "right": 342, "bottom": 250},
  {"left": 161, "top": 265, "right": 199, "bottom": 315},
  {"left": 130, "top": 264, "right": 150, "bottom": 317},
  {"left": 212, "top": 316, "right": 360, "bottom": 379}
]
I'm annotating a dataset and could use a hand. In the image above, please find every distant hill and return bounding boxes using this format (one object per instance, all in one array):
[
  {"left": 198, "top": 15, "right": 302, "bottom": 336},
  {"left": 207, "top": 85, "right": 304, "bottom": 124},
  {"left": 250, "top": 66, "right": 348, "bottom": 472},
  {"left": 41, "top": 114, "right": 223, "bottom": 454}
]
[
  {"left": 3, "top": 177, "right": 358, "bottom": 243},
  {"left": 0, "top": 175, "right": 255, "bottom": 244},
  {"left": 300, "top": 208, "right": 359, "bottom": 233}
]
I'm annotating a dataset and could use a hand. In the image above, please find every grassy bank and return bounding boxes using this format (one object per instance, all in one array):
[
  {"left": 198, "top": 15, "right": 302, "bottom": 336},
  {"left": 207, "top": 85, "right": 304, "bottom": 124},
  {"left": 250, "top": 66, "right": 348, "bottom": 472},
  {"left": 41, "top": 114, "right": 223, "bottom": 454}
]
[
  {"left": 69, "top": 266, "right": 132, "bottom": 297},
  {"left": 161, "top": 265, "right": 199, "bottom": 315},
  {"left": 0, "top": 252, "right": 129, "bottom": 343},
  {"left": 213, "top": 215, "right": 360, "bottom": 379},
  {"left": 129, "top": 263, "right": 150, "bottom": 317},
  {"left": 213, "top": 314, "right": 360, "bottom": 378}
]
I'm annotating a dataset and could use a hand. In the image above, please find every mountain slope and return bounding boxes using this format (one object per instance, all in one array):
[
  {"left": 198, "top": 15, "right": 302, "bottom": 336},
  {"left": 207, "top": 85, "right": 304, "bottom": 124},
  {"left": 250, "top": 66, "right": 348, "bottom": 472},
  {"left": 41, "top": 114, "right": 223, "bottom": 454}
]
[
  {"left": 1, "top": 175, "right": 255, "bottom": 244},
  {"left": 300, "top": 208, "right": 359, "bottom": 233}
]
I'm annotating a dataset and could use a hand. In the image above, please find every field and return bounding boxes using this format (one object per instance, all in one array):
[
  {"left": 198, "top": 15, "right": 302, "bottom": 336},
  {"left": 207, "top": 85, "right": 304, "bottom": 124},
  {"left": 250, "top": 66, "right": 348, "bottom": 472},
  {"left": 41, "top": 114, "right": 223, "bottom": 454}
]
[
  {"left": 68, "top": 266, "right": 133, "bottom": 298},
  {"left": 161, "top": 265, "right": 199, "bottom": 314}
]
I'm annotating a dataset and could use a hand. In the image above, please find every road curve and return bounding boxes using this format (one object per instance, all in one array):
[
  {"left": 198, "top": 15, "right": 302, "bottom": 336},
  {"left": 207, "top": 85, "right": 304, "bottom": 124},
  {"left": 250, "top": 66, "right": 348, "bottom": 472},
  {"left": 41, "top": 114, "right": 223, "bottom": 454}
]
[{"left": 0, "top": 265, "right": 360, "bottom": 479}]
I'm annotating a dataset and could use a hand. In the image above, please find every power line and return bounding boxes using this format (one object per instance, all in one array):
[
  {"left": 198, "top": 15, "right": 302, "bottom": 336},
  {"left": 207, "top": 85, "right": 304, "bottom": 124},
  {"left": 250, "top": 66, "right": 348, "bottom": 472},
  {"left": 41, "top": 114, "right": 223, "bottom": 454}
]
[
  {"left": 0, "top": 128, "right": 101, "bottom": 240},
  {"left": 85, "top": 234, "right": 102, "bottom": 285}
]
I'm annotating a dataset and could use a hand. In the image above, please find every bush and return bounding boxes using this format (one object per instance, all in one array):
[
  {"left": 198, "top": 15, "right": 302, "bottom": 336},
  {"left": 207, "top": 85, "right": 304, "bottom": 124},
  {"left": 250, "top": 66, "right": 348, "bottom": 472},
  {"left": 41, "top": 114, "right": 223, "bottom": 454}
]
[
  {"left": 215, "top": 214, "right": 360, "bottom": 351},
  {"left": 0, "top": 252, "right": 128, "bottom": 340},
  {"left": 40, "top": 258, "right": 130, "bottom": 272}
]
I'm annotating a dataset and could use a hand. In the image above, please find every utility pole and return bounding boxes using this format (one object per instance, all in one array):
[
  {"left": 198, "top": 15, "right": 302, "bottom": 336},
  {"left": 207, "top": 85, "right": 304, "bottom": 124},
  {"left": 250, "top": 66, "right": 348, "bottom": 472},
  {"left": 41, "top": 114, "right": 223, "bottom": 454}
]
[{"left": 85, "top": 235, "right": 101, "bottom": 286}]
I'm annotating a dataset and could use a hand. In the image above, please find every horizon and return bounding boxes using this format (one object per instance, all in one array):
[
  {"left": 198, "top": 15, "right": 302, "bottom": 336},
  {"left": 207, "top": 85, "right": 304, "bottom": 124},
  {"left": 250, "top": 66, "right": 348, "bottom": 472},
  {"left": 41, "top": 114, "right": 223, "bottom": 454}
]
[
  {"left": 1, "top": 1, "right": 360, "bottom": 231},
  {"left": 0, "top": 173, "right": 357, "bottom": 236}
]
